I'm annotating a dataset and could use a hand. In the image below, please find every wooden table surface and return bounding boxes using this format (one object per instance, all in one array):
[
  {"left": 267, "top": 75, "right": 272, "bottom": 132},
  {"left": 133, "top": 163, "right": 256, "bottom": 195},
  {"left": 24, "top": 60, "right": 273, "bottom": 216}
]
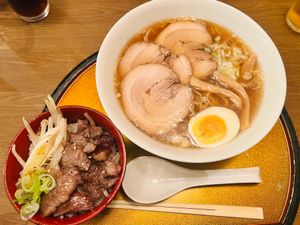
[{"left": 0, "top": 0, "right": 299, "bottom": 224}]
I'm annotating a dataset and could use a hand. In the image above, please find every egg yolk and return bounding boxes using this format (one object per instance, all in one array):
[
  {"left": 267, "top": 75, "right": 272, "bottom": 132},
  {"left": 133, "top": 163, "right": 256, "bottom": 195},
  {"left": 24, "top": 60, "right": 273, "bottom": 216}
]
[{"left": 192, "top": 115, "right": 227, "bottom": 144}]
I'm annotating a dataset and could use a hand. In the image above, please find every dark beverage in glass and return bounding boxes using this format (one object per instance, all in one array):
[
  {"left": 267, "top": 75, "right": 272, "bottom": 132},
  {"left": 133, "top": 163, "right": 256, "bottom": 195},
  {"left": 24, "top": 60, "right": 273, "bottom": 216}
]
[{"left": 7, "top": 0, "right": 50, "bottom": 22}]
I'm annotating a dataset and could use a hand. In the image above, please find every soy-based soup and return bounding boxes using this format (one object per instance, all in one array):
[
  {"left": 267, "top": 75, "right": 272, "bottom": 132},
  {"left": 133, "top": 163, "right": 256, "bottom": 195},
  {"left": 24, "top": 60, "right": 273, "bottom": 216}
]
[{"left": 115, "top": 18, "right": 263, "bottom": 148}]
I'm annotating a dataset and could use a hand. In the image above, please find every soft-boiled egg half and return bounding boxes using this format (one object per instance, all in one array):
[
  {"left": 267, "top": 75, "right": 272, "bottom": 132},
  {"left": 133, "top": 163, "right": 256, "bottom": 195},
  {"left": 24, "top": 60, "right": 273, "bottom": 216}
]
[{"left": 188, "top": 106, "right": 240, "bottom": 148}]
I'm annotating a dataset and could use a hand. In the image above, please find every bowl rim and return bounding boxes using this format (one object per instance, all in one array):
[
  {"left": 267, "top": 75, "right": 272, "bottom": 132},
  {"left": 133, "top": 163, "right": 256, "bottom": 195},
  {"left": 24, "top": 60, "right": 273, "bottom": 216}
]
[
  {"left": 96, "top": 0, "right": 286, "bottom": 163},
  {"left": 3, "top": 105, "right": 126, "bottom": 224}
]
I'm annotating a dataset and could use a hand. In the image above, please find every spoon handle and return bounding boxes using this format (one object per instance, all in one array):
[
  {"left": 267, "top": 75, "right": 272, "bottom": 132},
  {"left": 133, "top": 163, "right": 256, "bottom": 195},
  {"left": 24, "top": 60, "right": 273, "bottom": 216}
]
[{"left": 185, "top": 167, "right": 261, "bottom": 187}]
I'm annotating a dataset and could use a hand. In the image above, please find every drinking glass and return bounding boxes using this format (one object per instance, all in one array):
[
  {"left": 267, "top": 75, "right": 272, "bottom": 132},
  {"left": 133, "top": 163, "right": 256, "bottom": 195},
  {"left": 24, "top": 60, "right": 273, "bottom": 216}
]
[
  {"left": 286, "top": 0, "right": 300, "bottom": 33},
  {"left": 6, "top": 0, "right": 50, "bottom": 23}
]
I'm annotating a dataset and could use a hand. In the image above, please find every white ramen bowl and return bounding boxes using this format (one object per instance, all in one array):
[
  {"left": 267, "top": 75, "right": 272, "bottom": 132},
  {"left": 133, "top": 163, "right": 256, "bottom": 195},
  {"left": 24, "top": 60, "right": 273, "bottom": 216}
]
[{"left": 96, "top": 0, "right": 286, "bottom": 163}]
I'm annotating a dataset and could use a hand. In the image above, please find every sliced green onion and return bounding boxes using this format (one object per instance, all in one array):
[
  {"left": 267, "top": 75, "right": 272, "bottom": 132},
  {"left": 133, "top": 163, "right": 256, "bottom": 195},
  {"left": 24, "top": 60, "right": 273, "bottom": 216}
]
[
  {"left": 32, "top": 188, "right": 41, "bottom": 203},
  {"left": 31, "top": 175, "right": 41, "bottom": 193},
  {"left": 21, "top": 175, "right": 33, "bottom": 192},
  {"left": 21, "top": 174, "right": 40, "bottom": 193},
  {"left": 16, "top": 171, "right": 56, "bottom": 220},
  {"left": 39, "top": 174, "right": 56, "bottom": 193},
  {"left": 15, "top": 189, "right": 31, "bottom": 205},
  {"left": 20, "top": 202, "right": 39, "bottom": 221}
]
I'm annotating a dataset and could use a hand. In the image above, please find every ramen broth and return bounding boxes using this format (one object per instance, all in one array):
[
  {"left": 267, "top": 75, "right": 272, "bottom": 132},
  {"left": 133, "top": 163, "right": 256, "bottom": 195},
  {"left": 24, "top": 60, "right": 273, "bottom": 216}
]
[{"left": 115, "top": 18, "right": 263, "bottom": 148}]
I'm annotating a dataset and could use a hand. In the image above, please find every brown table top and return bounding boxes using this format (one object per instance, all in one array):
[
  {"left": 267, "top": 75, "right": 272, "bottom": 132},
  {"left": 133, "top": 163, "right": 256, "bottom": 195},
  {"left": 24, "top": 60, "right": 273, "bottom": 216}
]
[{"left": 0, "top": 0, "right": 299, "bottom": 224}]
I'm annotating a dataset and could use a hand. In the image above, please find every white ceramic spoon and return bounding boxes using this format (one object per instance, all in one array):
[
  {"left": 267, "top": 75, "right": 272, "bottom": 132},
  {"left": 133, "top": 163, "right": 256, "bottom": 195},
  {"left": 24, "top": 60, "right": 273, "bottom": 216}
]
[{"left": 122, "top": 156, "right": 262, "bottom": 204}]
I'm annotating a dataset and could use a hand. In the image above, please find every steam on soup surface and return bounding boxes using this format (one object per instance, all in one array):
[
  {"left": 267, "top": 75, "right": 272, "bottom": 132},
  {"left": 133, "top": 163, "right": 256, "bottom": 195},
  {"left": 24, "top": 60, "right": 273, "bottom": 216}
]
[{"left": 115, "top": 18, "right": 263, "bottom": 148}]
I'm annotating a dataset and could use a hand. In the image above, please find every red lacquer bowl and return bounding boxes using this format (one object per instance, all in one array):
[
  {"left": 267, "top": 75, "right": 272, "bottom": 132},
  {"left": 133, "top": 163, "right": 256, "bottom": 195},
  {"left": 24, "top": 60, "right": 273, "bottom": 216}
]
[{"left": 3, "top": 106, "right": 126, "bottom": 225}]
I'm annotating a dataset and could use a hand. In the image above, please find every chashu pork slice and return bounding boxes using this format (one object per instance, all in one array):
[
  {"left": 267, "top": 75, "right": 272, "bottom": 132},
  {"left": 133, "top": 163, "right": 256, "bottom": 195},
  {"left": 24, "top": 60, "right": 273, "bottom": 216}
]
[
  {"left": 155, "top": 21, "right": 216, "bottom": 79},
  {"left": 121, "top": 64, "right": 193, "bottom": 136},
  {"left": 119, "top": 41, "right": 169, "bottom": 77}
]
